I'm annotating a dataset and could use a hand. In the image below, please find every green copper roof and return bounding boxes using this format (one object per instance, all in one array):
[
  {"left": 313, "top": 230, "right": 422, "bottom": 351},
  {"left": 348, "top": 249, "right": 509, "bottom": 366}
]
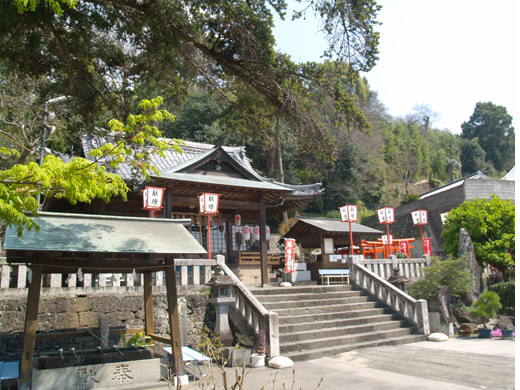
[{"left": 3, "top": 212, "right": 207, "bottom": 255}]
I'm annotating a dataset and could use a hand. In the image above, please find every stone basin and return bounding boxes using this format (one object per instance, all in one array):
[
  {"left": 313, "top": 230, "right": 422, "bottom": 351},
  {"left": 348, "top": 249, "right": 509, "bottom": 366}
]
[{"left": 38, "top": 347, "right": 153, "bottom": 369}]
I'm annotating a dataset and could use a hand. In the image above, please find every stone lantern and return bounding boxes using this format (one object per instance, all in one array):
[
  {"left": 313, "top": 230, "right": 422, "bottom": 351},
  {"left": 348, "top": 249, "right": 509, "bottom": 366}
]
[
  {"left": 208, "top": 273, "right": 237, "bottom": 346},
  {"left": 387, "top": 265, "right": 410, "bottom": 291}
]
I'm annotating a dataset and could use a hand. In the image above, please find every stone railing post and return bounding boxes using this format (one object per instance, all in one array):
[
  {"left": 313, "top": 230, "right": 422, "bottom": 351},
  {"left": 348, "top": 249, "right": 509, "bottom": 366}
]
[
  {"left": 264, "top": 311, "right": 279, "bottom": 357},
  {"left": 415, "top": 299, "right": 430, "bottom": 335}
]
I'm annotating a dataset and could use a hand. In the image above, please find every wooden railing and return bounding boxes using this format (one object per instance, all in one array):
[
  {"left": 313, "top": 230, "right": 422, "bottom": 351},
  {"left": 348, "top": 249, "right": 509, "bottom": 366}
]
[
  {"left": 349, "top": 256, "right": 430, "bottom": 335},
  {"left": 0, "top": 257, "right": 214, "bottom": 290},
  {"left": 216, "top": 255, "right": 279, "bottom": 358},
  {"left": 359, "top": 255, "right": 431, "bottom": 282},
  {"left": 237, "top": 251, "right": 284, "bottom": 266}
]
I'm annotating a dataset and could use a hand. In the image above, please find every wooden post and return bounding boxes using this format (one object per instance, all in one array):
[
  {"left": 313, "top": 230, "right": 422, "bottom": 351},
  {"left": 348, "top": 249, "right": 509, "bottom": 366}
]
[
  {"left": 225, "top": 216, "right": 233, "bottom": 264},
  {"left": 259, "top": 196, "right": 268, "bottom": 286},
  {"left": 165, "top": 256, "right": 183, "bottom": 375},
  {"left": 164, "top": 187, "right": 173, "bottom": 219},
  {"left": 143, "top": 271, "right": 154, "bottom": 336},
  {"left": 20, "top": 264, "right": 43, "bottom": 390}
]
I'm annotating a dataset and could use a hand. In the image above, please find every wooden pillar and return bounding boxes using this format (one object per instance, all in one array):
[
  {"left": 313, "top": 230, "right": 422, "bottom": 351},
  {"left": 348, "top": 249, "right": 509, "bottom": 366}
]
[
  {"left": 20, "top": 264, "right": 43, "bottom": 390},
  {"left": 259, "top": 196, "right": 268, "bottom": 286},
  {"left": 225, "top": 216, "right": 233, "bottom": 264},
  {"left": 164, "top": 187, "right": 173, "bottom": 219},
  {"left": 165, "top": 256, "right": 183, "bottom": 373},
  {"left": 143, "top": 271, "right": 154, "bottom": 336}
]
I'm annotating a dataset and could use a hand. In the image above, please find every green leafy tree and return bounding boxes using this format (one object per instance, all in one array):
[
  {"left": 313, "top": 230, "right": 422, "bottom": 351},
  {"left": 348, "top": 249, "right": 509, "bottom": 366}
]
[
  {"left": 461, "top": 102, "right": 515, "bottom": 173},
  {"left": 441, "top": 196, "right": 515, "bottom": 279},
  {"left": 460, "top": 137, "right": 495, "bottom": 176},
  {"left": 382, "top": 119, "right": 430, "bottom": 194},
  {"left": 0, "top": 0, "right": 381, "bottom": 156},
  {"left": 1, "top": 97, "right": 177, "bottom": 236},
  {"left": 406, "top": 256, "right": 474, "bottom": 310}
]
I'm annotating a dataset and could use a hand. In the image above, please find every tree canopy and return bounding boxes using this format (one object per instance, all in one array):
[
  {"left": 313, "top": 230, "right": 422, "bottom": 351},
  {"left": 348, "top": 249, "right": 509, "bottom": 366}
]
[
  {"left": 461, "top": 102, "right": 515, "bottom": 174},
  {"left": 0, "top": 0, "right": 381, "bottom": 157},
  {"left": 441, "top": 196, "right": 515, "bottom": 279}
]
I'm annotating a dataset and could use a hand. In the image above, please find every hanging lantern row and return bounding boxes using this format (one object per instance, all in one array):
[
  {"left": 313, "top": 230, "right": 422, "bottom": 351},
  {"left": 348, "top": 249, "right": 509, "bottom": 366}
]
[
  {"left": 142, "top": 186, "right": 165, "bottom": 210},
  {"left": 241, "top": 225, "right": 270, "bottom": 241}
]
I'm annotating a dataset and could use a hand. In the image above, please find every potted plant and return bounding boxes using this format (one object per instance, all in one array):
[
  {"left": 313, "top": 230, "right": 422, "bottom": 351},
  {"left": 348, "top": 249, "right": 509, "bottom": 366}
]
[
  {"left": 468, "top": 291, "right": 502, "bottom": 338},
  {"left": 250, "top": 330, "right": 266, "bottom": 367}
]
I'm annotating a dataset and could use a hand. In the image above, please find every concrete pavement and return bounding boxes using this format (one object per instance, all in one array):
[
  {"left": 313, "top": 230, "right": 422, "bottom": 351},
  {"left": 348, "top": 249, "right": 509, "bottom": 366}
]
[{"left": 109, "top": 336, "right": 515, "bottom": 390}]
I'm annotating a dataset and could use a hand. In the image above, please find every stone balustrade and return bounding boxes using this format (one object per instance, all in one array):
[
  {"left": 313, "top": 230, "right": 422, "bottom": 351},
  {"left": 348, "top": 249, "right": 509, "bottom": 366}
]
[
  {"left": 0, "top": 257, "right": 213, "bottom": 291},
  {"left": 359, "top": 255, "right": 431, "bottom": 281},
  {"left": 349, "top": 256, "right": 430, "bottom": 335},
  {"left": 215, "top": 255, "right": 279, "bottom": 358}
]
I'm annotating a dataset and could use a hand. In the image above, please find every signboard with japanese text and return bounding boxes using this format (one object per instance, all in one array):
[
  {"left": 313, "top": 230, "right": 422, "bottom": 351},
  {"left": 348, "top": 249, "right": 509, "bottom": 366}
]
[
  {"left": 381, "top": 234, "right": 393, "bottom": 245},
  {"left": 411, "top": 210, "right": 428, "bottom": 225},
  {"left": 198, "top": 193, "right": 220, "bottom": 215},
  {"left": 422, "top": 238, "right": 433, "bottom": 256},
  {"left": 339, "top": 204, "right": 358, "bottom": 222},
  {"left": 440, "top": 212, "right": 450, "bottom": 225},
  {"left": 285, "top": 238, "right": 295, "bottom": 273},
  {"left": 377, "top": 207, "right": 395, "bottom": 224},
  {"left": 142, "top": 186, "right": 164, "bottom": 210}
]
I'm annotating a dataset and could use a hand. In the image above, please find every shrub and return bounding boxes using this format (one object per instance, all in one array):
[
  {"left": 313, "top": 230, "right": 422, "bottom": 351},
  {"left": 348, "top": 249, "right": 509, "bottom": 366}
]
[
  {"left": 489, "top": 281, "right": 515, "bottom": 315},
  {"left": 406, "top": 255, "right": 474, "bottom": 310},
  {"left": 468, "top": 291, "right": 502, "bottom": 328}
]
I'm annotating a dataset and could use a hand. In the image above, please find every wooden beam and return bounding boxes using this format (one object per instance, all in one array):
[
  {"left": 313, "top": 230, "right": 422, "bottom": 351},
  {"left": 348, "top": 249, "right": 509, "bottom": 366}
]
[
  {"left": 35, "top": 328, "right": 144, "bottom": 341},
  {"left": 148, "top": 333, "right": 172, "bottom": 344},
  {"left": 259, "top": 196, "right": 268, "bottom": 286},
  {"left": 143, "top": 271, "right": 154, "bottom": 336},
  {"left": 165, "top": 255, "right": 183, "bottom": 374},
  {"left": 20, "top": 264, "right": 43, "bottom": 390},
  {"left": 172, "top": 195, "right": 259, "bottom": 210}
]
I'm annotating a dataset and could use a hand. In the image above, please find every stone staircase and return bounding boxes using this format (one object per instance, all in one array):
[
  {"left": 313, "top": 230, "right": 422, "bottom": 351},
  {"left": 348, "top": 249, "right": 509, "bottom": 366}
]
[{"left": 251, "top": 284, "right": 426, "bottom": 361}]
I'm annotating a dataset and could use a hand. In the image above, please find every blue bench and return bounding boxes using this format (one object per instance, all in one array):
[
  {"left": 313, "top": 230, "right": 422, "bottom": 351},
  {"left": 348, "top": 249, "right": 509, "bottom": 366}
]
[
  {"left": 318, "top": 269, "right": 350, "bottom": 285},
  {"left": 163, "top": 346, "right": 212, "bottom": 378},
  {"left": 0, "top": 361, "right": 19, "bottom": 390}
]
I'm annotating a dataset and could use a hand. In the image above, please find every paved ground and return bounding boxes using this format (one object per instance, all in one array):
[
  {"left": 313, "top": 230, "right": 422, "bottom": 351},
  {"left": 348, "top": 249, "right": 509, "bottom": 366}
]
[{"left": 108, "top": 336, "right": 516, "bottom": 390}]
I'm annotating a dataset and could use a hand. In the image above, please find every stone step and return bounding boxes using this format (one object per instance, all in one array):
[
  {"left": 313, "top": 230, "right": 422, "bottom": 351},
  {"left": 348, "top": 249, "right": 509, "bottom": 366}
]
[
  {"left": 280, "top": 320, "right": 408, "bottom": 343},
  {"left": 250, "top": 285, "right": 353, "bottom": 296},
  {"left": 261, "top": 295, "right": 370, "bottom": 310},
  {"left": 273, "top": 301, "right": 381, "bottom": 317},
  {"left": 279, "top": 328, "right": 417, "bottom": 354},
  {"left": 256, "top": 290, "right": 362, "bottom": 303},
  {"left": 279, "top": 313, "right": 400, "bottom": 333},
  {"left": 283, "top": 334, "right": 427, "bottom": 362},
  {"left": 278, "top": 307, "right": 390, "bottom": 325}
]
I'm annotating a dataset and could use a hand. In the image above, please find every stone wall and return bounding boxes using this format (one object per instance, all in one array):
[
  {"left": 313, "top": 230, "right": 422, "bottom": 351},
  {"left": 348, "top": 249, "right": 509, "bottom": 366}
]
[{"left": 0, "top": 286, "right": 215, "bottom": 362}]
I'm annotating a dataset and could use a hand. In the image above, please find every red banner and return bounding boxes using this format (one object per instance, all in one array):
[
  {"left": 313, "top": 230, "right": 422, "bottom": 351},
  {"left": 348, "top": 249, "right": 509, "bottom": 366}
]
[
  {"left": 399, "top": 241, "right": 409, "bottom": 255},
  {"left": 285, "top": 239, "right": 296, "bottom": 273},
  {"left": 422, "top": 238, "right": 433, "bottom": 256}
]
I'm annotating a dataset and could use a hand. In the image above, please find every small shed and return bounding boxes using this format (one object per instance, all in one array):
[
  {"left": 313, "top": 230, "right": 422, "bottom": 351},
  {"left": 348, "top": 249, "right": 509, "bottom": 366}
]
[
  {"left": 2, "top": 212, "right": 206, "bottom": 390},
  {"left": 283, "top": 217, "right": 382, "bottom": 273}
]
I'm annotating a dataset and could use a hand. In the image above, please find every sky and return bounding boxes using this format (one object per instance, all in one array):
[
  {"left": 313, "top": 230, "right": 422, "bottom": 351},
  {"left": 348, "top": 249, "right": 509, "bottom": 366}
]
[{"left": 272, "top": 0, "right": 518, "bottom": 134}]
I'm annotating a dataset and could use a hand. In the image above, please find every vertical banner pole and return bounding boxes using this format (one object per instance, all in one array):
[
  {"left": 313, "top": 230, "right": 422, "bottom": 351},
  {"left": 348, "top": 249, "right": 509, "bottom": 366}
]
[
  {"left": 349, "top": 221, "right": 354, "bottom": 256},
  {"left": 386, "top": 224, "right": 391, "bottom": 257},
  {"left": 207, "top": 215, "right": 212, "bottom": 260}
]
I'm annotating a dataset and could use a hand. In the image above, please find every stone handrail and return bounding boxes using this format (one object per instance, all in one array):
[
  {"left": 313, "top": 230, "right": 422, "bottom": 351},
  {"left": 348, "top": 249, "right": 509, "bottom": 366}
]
[
  {"left": 349, "top": 256, "right": 430, "bottom": 335},
  {"left": 0, "top": 257, "right": 214, "bottom": 290},
  {"left": 359, "top": 255, "right": 431, "bottom": 281},
  {"left": 215, "top": 255, "right": 279, "bottom": 358}
]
